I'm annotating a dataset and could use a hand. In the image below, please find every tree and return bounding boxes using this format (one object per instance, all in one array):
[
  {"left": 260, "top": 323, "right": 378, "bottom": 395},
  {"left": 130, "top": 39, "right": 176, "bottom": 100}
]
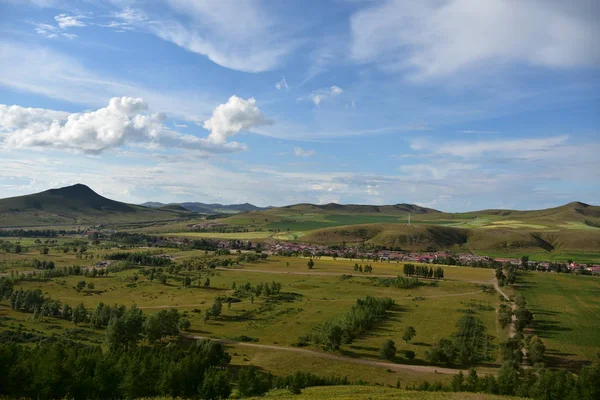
[
  {"left": 179, "top": 317, "right": 191, "bottom": 331},
  {"left": 527, "top": 336, "right": 546, "bottom": 364},
  {"left": 402, "top": 326, "right": 416, "bottom": 343},
  {"left": 237, "top": 366, "right": 271, "bottom": 398},
  {"left": 380, "top": 339, "right": 396, "bottom": 361},
  {"left": 76, "top": 280, "right": 86, "bottom": 293},
  {"left": 425, "top": 338, "right": 457, "bottom": 366},
  {"left": 183, "top": 276, "right": 192, "bottom": 288},
  {"left": 87, "top": 282, "right": 95, "bottom": 291},
  {"left": 72, "top": 303, "right": 87, "bottom": 324},
  {"left": 404, "top": 350, "right": 416, "bottom": 360},
  {"left": 307, "top": 259, "right": 314, "bottom": 269},
  {"left": 208, "top": 298, "right": 222, "bottom": 319},
  {"left": 204, "top": 277, "right": 211, "bottom": 287},
  {"left": 144, "top": 309, "right": 180, "bottom": 342},
  {"left": 199, "top": 367, "right": 231, "bottom": 399}
]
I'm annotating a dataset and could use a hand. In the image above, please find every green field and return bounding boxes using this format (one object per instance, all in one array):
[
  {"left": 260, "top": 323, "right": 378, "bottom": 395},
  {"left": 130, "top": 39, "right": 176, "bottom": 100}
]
[
  {"left": 0, "top": 243, "right": 512, "bottom": 388},
  {"left": 516, "top": 272, "right": 600, "bottom": 368}
]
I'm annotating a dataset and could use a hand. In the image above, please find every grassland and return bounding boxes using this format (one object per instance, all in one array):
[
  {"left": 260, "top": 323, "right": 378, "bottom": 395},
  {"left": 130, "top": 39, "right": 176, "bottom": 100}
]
[
  {"left": 2, "top": 234, "right": 599, "bottom": 395},
  {"left": 0, "top": 244, "right": 509, "bottom": 384},
  {"left": 515, "top": 272, "right": 600, "bottom": 368}
]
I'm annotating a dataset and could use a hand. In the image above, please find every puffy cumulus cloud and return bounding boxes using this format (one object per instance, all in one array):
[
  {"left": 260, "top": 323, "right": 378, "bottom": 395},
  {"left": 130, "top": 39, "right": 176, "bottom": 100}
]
[
  {"left": 203, "top": 96, "right": 271, "bottom": 144},
  {"left": 0, "top": 105, "right": 69, "bottom": 130},
  {"left": 0, "top": 97, "right": 257, "bottom": 154},
  {"left": 350, "top": 0, "right": 600, "bottom": 80},
  {"left": 294, "top": 147, "right": 316, "bottom": 157}
]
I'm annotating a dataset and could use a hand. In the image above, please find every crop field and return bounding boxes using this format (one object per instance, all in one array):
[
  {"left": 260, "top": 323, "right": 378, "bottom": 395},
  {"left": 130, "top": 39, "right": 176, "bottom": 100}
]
[{"left": 515, "top": 272, "right": 600, "bottom": 368}]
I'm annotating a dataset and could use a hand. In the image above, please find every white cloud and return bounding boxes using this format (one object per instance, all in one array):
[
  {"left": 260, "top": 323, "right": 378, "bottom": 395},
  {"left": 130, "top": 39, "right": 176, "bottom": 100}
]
[
  {"left": 203, "top": 96, "right": 271, "bottom": 144},
  {"left": 275, "top": 77, "right": 288, "bottom": 90},
  {"left": 0, "top": 41, "right": 217, "bottom": 123},
  {"left": 173, "top": 122, "right": 188, "bottom": 128},
  {"left": 350, "top": 0, "right": 600, "bottom": 80},
  {"left": 413, "top": 135, "right": 569, "bottom": 159},
  {"left": 54, "top": 14, "right": 87, "bottom": 29},
  {"left": 110, "top": 1, "right": 295, "bottom": 73},
  {"left": 294, "top": 147, "right": 316, "bottom": 157},
  {"left": 330, "top": 85, "right": 343, "bottom": 95},
  {"left": 307, "top": 85, "right": 344, "bottom": 106},
  {"left": 0, "top": 97, "right": 252, "bottom": 154}
]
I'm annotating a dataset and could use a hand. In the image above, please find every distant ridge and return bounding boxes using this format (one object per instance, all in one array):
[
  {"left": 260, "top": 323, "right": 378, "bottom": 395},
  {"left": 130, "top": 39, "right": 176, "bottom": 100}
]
[
  {"left": 280, "top": 203, "right": 440, "bottom": 214},
  {"left": 0, "top": 184, "right": 184, "bottom": 227},
  {"left": 141, "top": 201, "right": 269, "bottom": 214}
]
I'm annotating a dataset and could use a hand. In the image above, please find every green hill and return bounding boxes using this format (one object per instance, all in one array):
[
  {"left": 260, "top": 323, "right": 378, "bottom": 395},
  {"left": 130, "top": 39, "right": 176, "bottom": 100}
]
[
  {"left": 300, "top": 222, "right": 600, "bottom": 253},
  {"left": 0, "top": 184, "right": 182, "bottom": 227}
]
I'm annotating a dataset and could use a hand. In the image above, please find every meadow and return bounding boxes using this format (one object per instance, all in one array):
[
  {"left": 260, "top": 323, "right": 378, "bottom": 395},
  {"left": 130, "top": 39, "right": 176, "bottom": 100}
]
[
  {"left": 515, "top": 272, "right": 600, "bottom": 368},
  {"left": 0, "top": 243, "right": 510, "bottom": 388}
]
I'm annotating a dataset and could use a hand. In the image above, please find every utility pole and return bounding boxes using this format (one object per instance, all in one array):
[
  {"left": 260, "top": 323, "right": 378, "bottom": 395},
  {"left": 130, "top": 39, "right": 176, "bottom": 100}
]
[{"left": 408, "top": 213, "right": 411, "bottom": 226}]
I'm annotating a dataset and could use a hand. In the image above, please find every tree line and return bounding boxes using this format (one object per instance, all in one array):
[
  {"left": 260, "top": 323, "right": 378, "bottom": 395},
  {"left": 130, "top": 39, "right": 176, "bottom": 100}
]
[
  {"left": 403, "top": 263, "right": 444, "bottom": 279},
  {"left": 304, "top": 296, "right": 395, "bottom": 350},
  {"left": 425, "top": 314, "right": 492, "bottom": 366}
]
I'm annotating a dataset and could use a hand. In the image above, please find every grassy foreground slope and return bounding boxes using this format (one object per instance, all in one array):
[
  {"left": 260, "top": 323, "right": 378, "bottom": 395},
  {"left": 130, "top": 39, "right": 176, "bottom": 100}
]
[
  {"left": 0, "top": 184, "right": 184, "bottom": 227},
  {"left": 248, "top": 386, "right": 520, "bottom": 399}
]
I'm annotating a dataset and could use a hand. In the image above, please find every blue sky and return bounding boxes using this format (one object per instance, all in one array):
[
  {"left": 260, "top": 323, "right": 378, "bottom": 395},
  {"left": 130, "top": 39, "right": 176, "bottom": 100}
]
[{"left": 0, "top": 0, "right": 598, "bottom": 211}]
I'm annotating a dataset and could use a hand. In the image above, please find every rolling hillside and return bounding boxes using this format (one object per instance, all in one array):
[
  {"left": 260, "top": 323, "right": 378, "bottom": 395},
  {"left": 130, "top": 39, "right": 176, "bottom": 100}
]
[
  {"left": 0, "top": 184, "right": 185, "bottom": 227},
  {"left": 300, "top": 222, "right": 600, "bottom": 253}
]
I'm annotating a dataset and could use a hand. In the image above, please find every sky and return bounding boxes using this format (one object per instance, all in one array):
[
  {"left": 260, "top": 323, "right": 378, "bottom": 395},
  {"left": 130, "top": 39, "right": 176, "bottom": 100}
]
[{"left": 0, "top": 0, "right": 598, "bottom": 211}]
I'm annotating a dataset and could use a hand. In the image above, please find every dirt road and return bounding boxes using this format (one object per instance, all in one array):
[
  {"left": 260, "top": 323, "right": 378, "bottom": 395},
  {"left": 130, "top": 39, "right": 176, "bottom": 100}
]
[
  {"left": 493, "top": 278, "right": 517, "bottom": 338},
  {"left": 184, "top": 334, "right": 468, "bottom": 376}
]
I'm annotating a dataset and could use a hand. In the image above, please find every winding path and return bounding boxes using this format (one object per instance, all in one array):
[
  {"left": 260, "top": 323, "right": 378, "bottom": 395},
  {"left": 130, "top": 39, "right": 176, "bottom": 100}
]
[
  {"left": 493, "top": 278, "right": 517, "bottom": 338},
  {"left": 184, "top": 334, "right": 468, "bottom": 376}
]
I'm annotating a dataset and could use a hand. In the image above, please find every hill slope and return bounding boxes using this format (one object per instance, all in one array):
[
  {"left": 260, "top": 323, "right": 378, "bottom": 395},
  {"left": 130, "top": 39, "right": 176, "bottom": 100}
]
[{"left": 0, "top": 184, "right": 181, "bottom": 227}]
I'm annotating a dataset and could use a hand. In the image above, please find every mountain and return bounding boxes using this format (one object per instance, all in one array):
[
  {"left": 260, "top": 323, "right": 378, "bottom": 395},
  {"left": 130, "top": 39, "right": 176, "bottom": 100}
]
[
  {"left": 140, "top": 201, "right": 268, "bottom": 214},
  {"left": 280, "top": 203, "right": 440, "bottom": 214},
  {"left": 0, "top": 184, "right": 183, "bottom": 227}
]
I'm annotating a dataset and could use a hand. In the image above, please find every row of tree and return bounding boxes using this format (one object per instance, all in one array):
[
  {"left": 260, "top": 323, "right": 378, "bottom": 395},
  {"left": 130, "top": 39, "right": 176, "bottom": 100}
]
[
  {"left": 353, "top": 263, "right": 373, "bottom": 272},
  {"left": 232, "top": 280, "right": 283, "bottom": 298},
  {"left": 425, "top": 315, "right": 492, "bottom": 366},
  {"left": 403, "top": 264, "right": 444, "bottom": 279},
  {"left": 371, "top": 275, "right": 422, "bottom": 289},
  {"left": 104, "top": 251, "right": 173, "bottom": 267},
  {"left": 410, "top": 362, "right": 600, "bottom": 400},
  {"left": 310, "top": 296, "right": 395, "bottom": 350}
]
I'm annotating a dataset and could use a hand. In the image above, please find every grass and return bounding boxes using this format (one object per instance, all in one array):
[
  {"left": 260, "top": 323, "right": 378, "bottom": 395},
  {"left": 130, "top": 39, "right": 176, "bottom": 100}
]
[
  {"left": 248, "top": 386, "right": 521, "bottom": 399},
  {"left": 516, "top": 272, "right": 600, "bottom": 368},
  {"left": 167, "top": 231, "right": 276, "bottom": 240},
  {"left": 0, "top": 251, "right": 503, "bottom": 379},
  {"left": 228, "top": 345, "right": 450, "bottom": 388},
  {"left": 1, "top": 243, "right": 597, "bottom": 386}
]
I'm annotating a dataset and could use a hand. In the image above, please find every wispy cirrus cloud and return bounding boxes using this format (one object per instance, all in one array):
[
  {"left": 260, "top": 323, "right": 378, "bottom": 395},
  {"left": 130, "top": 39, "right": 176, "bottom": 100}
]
[
  {"left": 350, "top": 0, "right": 600, "bottom": 80},
  {"left": 107, "top": 1, "right": 296, "bottom": 73}
]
